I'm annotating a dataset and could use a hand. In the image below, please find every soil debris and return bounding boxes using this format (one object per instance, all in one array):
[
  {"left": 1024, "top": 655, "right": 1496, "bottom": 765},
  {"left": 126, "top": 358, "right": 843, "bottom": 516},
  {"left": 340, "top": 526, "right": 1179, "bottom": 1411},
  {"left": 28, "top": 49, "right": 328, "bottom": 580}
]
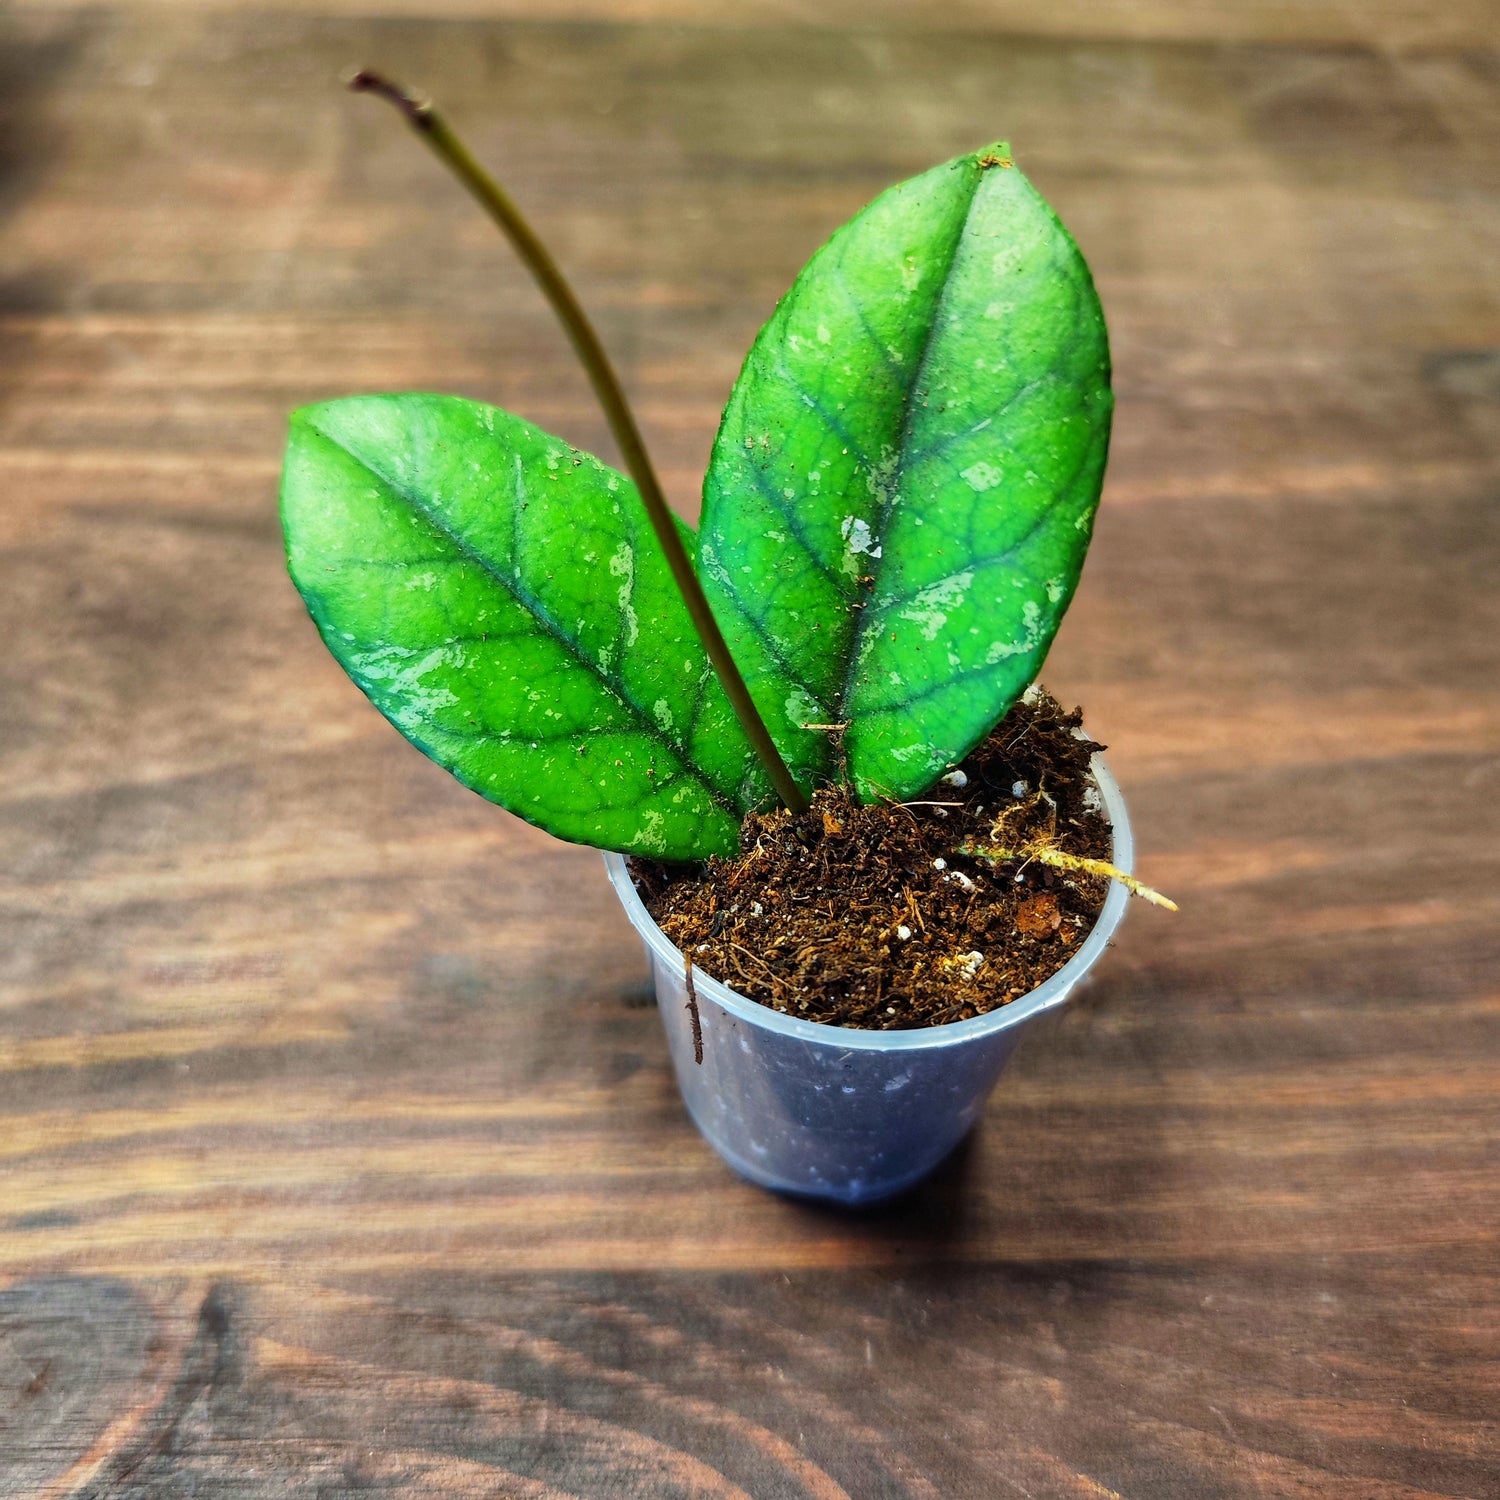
[{"left": 631, "top": 688, "right": 1114, "bottom": 1030}]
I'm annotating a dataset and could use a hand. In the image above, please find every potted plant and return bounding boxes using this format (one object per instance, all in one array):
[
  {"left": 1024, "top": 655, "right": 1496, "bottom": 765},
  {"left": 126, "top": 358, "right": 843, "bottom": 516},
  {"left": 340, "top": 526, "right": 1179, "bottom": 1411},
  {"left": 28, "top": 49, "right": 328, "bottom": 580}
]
[{"left": 280, "top": 72, "right": 1171, "bottom": 1205}]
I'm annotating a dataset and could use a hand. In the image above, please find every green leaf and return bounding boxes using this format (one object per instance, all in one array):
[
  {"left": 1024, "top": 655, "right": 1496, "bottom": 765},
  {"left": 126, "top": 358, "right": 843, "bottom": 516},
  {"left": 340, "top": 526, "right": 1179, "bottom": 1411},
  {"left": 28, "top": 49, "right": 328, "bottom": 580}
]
[
  {"left": 700, "top": 144, "right": 1112, "bottom": 801},
  {"left": 280, "top": 394, "right": 764, "bottom": 858}
]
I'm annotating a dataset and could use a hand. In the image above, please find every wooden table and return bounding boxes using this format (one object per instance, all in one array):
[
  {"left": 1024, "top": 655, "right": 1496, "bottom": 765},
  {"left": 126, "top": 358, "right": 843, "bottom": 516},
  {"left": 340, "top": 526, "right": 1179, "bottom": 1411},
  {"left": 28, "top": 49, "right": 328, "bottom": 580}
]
[{"left": 3, "top": 1, "right": 1497, "bottom": 1494}]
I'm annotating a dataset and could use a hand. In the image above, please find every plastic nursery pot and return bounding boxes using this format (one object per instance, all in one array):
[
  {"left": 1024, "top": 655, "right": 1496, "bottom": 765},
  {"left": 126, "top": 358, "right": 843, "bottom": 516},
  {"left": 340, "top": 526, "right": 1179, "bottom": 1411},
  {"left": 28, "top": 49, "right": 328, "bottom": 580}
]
[{"left": 604, "top": 755, "right": 1133, "bottom": 1207}]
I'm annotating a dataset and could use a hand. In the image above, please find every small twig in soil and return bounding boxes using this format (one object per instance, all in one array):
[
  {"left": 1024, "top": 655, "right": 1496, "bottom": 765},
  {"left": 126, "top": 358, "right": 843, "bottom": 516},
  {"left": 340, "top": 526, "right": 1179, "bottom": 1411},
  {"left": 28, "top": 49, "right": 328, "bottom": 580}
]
[
  {"left": 903, "top": 885, "right": 925, "bottom": 933},
  {"left": 728, "top": 941, "right": 784, "bottom": 988},
  {"left": 683, "top": 956, "right": 703, "bottom": 1065}
]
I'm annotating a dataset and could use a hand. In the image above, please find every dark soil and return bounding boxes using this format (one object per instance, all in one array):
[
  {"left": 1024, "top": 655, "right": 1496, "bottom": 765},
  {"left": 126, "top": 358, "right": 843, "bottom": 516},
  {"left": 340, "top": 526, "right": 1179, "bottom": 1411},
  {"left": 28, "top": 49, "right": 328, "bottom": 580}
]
[{"left": 631, "top": 688, "right": 1114, "bottom": 1030}]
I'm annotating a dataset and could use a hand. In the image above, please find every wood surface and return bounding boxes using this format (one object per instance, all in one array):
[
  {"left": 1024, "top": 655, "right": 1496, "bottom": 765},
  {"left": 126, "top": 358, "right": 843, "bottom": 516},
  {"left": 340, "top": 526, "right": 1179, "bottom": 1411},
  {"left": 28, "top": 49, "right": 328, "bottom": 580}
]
[{"left": 2, "top": 1, "right": 1498, "bottom": 1495}]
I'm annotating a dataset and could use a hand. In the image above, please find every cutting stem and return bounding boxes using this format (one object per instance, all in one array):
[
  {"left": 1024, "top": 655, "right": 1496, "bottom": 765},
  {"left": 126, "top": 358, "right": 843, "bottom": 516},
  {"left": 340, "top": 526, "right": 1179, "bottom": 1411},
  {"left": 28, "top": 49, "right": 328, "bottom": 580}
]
[{"left": 348, "top": 68, "right": 809, "bottom": 815}]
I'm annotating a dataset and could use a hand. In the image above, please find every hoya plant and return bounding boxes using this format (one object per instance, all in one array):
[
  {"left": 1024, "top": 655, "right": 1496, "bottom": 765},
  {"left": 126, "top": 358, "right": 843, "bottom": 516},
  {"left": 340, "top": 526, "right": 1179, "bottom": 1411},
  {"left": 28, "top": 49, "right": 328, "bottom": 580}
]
[{"left": 281, "top": 75, "right": 1112, "bottom": 862}]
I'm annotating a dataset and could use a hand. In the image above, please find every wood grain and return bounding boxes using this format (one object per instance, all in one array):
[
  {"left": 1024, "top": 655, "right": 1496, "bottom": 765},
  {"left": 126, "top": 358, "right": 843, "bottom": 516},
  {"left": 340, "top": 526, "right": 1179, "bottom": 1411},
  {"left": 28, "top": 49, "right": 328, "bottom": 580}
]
[{"left": 2, "top": 2, "right": 1498, "bottom": 1495}]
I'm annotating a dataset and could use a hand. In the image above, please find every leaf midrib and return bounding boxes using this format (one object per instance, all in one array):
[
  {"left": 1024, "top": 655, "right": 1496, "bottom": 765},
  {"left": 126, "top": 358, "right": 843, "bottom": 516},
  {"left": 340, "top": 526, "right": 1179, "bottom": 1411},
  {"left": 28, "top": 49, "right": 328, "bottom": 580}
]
[
  {"left": 833, "top": 162, "right": 988, "bottom": 723},
  {"left": 302, "top": 415, "right": 742, "bottom": 821}
]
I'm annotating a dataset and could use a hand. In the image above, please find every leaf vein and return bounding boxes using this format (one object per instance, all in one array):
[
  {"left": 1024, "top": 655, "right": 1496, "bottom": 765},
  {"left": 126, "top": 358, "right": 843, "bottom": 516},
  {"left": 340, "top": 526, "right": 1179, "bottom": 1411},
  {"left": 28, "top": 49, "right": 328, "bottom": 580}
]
[{"left": 305, "top": 419, "right": 741, "bottom": 820}]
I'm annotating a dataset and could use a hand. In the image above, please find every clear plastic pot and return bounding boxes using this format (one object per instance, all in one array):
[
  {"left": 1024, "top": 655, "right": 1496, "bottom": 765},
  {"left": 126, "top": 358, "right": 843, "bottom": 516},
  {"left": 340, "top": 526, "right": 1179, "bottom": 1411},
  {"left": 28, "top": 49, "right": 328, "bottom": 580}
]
[{"left": 604, "top": 756, "right": 1132, "bottom": 1206}]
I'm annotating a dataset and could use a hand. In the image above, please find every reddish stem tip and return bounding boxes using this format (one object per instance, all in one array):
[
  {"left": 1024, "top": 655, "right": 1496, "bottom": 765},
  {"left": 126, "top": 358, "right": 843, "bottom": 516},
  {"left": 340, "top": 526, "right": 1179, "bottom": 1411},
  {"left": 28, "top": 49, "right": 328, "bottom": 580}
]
[{"left": 344, "top": 67, "right": 434, "bottom": 129}]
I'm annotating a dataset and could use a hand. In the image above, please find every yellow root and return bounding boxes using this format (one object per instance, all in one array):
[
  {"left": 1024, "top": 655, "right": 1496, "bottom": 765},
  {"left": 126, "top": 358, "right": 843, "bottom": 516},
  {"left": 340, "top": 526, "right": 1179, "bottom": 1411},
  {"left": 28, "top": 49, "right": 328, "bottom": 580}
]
[{"left": 958, "top": 842, "right": 1178, "bottom": 911}]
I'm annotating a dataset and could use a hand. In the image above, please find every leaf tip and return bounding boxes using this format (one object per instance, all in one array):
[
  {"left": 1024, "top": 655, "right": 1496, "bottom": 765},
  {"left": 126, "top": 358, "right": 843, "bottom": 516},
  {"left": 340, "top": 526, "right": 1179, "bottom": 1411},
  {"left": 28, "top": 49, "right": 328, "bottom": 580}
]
[
  {"left": 975, "top": 142, "right": 1014, "bottom": 170},
  {"left": 286, "top": 399, "right": 336, "bottom": 438}
]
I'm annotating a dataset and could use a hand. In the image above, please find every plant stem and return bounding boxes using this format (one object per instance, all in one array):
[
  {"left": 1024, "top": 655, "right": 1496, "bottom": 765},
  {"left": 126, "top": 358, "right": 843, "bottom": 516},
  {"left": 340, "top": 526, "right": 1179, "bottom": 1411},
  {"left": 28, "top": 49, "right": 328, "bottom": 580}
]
[
  {"left": 347, "top": 68, "right": 810, "bottom": 815},
  {"left": 959, "top": 842, "right": 1178, "bottom": 911}
]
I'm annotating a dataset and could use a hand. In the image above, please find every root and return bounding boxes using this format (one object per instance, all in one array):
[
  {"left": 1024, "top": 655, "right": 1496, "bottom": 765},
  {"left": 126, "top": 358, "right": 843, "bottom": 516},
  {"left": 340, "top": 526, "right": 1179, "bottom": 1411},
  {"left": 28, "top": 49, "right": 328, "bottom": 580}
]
[{"left": 959, "top": 842, "right": 1178, "bottom": 911}]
